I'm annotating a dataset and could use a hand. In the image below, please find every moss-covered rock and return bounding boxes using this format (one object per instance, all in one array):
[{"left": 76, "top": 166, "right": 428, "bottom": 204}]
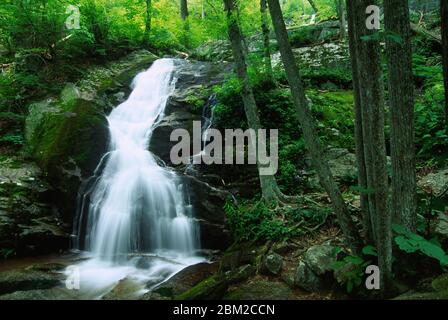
[
  {"left": 25, "top": 96, "right": 108, "bottom": 222},
  {"left": 175, "top": 274, "right": 229, "bottom": 300},
  {"left": 394, "top": 274, "right": 448, "bottom": 300},
  {"left": 0, "top": 270, "right": 63, "bottom": 295}
]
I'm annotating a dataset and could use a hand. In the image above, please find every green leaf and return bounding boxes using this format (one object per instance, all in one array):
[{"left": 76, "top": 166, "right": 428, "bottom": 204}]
[
  {"left": 362, "top": 245, "right": 378, "bottom": 257},
  {"left": 393, "top": 224, "right": 448, "bottom": 267},
  {"left": 345, "top": 255, "right": 364, "bottom": 265},
  {"left": 347, "top": 281, "right": 354, "bottom": 293}
]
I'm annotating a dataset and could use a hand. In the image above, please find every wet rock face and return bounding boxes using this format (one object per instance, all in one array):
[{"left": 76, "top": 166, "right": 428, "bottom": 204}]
[
  {"left": 143, "top": 262, "right": 219, "bottom": 300},
  {"left": 149, "top": 59, "right": 240, "bottom": 250},
  {"left": 0, "top": 160, "right": 68, "bottom": 257},
  {"left": 181, "top": 175, "right": 233, "bottom": 250},
  {"left": 149, "top": 59, "right": 229, "bottom": 166}
]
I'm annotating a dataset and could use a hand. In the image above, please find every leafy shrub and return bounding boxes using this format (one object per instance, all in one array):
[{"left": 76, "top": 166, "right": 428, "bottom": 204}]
[
  {"left": 301, "top": 67, "right": 352, "bottom": 89},
  {"left": 393, "top": 224, "right": 448, "bottom": 267},
  {"left": 0, "top": 132, "right": 24, "bottom": 146},
  {"left": 332, "top": 245, "right": 378, "bottom": 293},
  {"left": 414, "top": 83, "right": 448, "bottom": 163}
]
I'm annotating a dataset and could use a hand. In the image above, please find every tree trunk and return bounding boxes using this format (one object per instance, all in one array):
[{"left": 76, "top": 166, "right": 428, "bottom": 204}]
[
  {"left": 307, "top": 0, "right": 318, "bottom": 13},
  {"left": 337, "top": 0, "right": 346, "bottom": 40},
  {"left": 180, "top": 0, "right": 189, "bottom": 20},
  {"left": 223, "top": 0, "right": 283, "bottom": 203},
  {"left": 267, "top": 0, "right": 362, "bottom": 254},
  {"left": 180, "top": 0, "right": 190, "bottom": 47},
  {"left": 384, "top": 0, "right": 416, "bottom": 232},
  {"left": 349, "top": 0, "right": 392, "bottom": 293},
  {"left": 144, "top": 0, "right": 152, "bottom": 45},
  {"left": 345, "top": 0, "right": 371, "bottom": 243},
  {"left": 201, "top": 0, "right": 206, "bottom": 19},
  {"left": 260, "top": 0, "right": 273, "bottom": 79},
  {"left": 442, "top": 0, "right": 448, "bottom": 124}
]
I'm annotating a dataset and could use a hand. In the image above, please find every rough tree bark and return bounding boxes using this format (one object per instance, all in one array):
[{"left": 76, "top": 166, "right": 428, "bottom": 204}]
[
  {"left": 180, "top": 0, "right": 189, "bottom": 20},
  {"left": 267, "top": 0, "right": 362, "bottom": 254},
  {"left": 442, "top": 0, "right": 448, "bottom": 124},
  {"left": 345, "top": 0, "right": 371, "bottom": 243},
  {"left": 349, "top": 0, "right": 392, "bottom": 292},
  {"left": 180, "top": 0, "right": 190, "bottom": 47},
  {"left": 260, "top": 0, "right": 273, "bottom": 79},
  {"left": 384, "top": 0, "right": 416, "bottom": 232},
  {"left": 144, "top": 0, "right": 152, "bottom": 45},
  {"left": 223, "top": 0, "right": 285, "bottom": 203},
  {"left": 337, "top": 0, "right": 346, "bottom": 39}
]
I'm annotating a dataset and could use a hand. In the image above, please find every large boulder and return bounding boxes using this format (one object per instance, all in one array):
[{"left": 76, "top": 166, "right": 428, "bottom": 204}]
[
  {"left": 25, "top": 95, "right": 109, "bottom": 223},
  {"left": 260, "top": 252, "right": 284, "bottom": 276},
  {"left": 294, "top": 261, "right": 324, "bottom": 292},
  {"left": 0, "top": 270, "right": 63, "bottom": 295},
  {"left": 0, "top": 160, "right": 68, "bottom": 256},
  {"left": 294, "top": 243, "right": 338, "bottom": 292},
  {"left": 143, "top": 262, "right": 219, "bottom": 300},
  {"left": 303, "top": 244, "right": 338, "bottom": 276},
  {"left": 307, "top": 148, "right": 358, "bottom": 190},
  {"left": 394, "top": 273, "right": 448, "bottom": 300},
  {"left": 418, "top": 168, "right": 448, "bottom": 196},
  {"left": 287, "top": 20, "right": 341, "bottom": 48},
  {"left": 431, "top": 213, "right": 448, "bottom": 242}
]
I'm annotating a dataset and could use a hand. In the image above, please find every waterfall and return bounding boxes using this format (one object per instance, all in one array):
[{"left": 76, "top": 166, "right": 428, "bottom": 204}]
[
  {"left": 185, "top": 94, "right": 218, "bottom": 174},
  {"left": 68, "top": 58, "right": 202, "bottom": 297}
]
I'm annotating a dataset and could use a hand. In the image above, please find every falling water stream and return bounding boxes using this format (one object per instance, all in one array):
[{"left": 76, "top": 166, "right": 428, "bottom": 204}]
[{"left": 67, "top": 59, "right": 203, "bottom": 298}]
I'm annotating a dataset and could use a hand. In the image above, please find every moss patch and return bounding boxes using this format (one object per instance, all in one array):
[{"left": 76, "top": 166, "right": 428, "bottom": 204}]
[{"left": 175, "top": 275, "right": 228, "bottom": 300}]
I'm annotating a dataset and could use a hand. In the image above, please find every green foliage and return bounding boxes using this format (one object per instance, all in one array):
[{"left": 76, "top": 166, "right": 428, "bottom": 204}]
[
  {"left": 185, "top": 86, "right": 212, "bottom": 115},
  {"left": 301, "top": 67, "right": 352, "bottom": 89},
  {"left": 307, "top": 89, "right": 355, "bottom": 149},
  {"left": 393, "top": 224, "right": 448, "bottom": 267},
  {"left": 278, "top": 139, "right": 307, "bottom": 193},
  {"left": 332, "top": 245, "right": 377, "bottom": 293},
  {"left": 414, "top": 83, "right": 448, "bottom": 163},
  {"left": 224, "top": 200, "right": 329, "bottom": 242},
  {"left": 0, "top": 248, "right": 16, "bottom": 259},
  {"left": 361, "top": 30, "right": 404, "bottom": 44},
  {"left": 0, "top": 132, "right": 24, "bottom": 146}
]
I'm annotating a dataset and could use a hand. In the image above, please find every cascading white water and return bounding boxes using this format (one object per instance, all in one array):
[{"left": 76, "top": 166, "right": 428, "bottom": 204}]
[{"left": 68, "top": 58, "right": 203, "bottom": 297}]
